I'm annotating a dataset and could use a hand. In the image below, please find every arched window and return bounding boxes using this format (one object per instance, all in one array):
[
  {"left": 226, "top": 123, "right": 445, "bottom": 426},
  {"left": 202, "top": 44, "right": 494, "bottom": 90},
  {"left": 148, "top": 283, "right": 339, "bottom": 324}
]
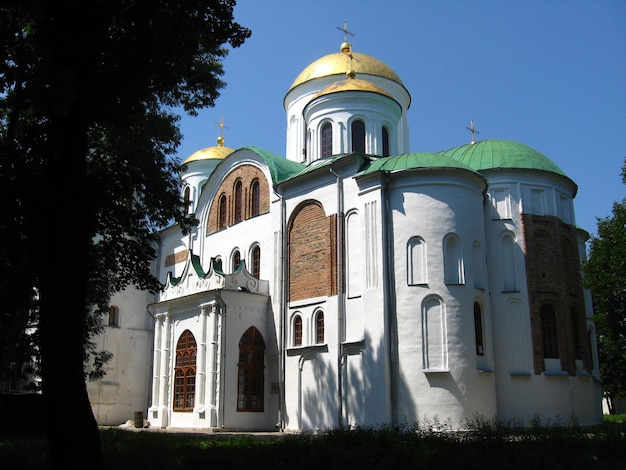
[
  {"left": 108, "top": 305, "right": 119, "bottom": 327},
  {"left": 351, "top": 120, "right": 366, "bottom": 153},
  {"left": 173, "top": 330, "right": 197, "bottom": 411},
  {"left": 250, "top": 179, "right": 260, "bottom": 217},
  {"left": 501, "top": 233, "right": 517, "bottom": 292},
  {"left": 183, "top": 186, "right": 191, "bottom": 213},
  {"left": 315, "top": 311, "right": 324, "bottom": 344},
  {"left": 232, "top": 250, "right": 241, "bottom": 273},
  {"left": 382, "top": 126, "right": 390, "bottom": 157},
  {"left": 237, "top": 327, "right": 265, "bottom": 412},
  {"left": 474, "top": 302, "right": 484, "bottom": 356},
  {"left": 541, "top": 304, "right": 559, "bottom": 358},
  {"left": 251, "top": 245, "right": 261, "bottom": 279},
  {"left": 321, "top": 122, "right": 332, "bottom": 157},
  {"left": 234, "top": 180, "right": 243, "bottom": 223},
  {"left": 218, "top": 194, "right": 227, "bottom": 230},
  {"left": 407, "top": 236, "right": 427, "bottom": 285},
  {"left": 444, "top": 233, "right": 464, "bottom": 284},
  {"left": 293, "top": 315, "right": 303, "bottom": 347}
]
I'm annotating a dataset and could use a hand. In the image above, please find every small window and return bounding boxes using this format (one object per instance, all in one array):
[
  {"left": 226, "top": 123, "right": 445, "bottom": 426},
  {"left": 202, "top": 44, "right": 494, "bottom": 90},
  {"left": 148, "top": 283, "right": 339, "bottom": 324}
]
[
  {"left": 250, "top": 180, "right": 260, "bottom": 217},
  {"left": 293, "top": 315, "right": 302, "bottom": 347},
  {"left": 315, "top": 311, "right": 324, "bottom": 344},
  {"left": 234, "top": 180, "right": 243, "bottom": 223},
  {"left": 382, "top": 126, "right": 390, "bottom": 157},
  {"left": 251, "top": 245, "right": 261, "bottom": 279},
  {"left": 108, "top": 306, "right": 119, "bottom": 327},
  {"left": 218, "top": 194, "right": 227, "bottom": 230},
  {"left": 541, "top": 305, "right": 559, "bottom": 358},
  {"left": 232, "top": 250, "right": 241, "bottom": 272},
  {"left": 321, "top": 122, "right": 332, "bottom": 157},
  {"left": 351, "top": 120, "right": 366, "bottom": 153},
  {"left": 473, "top": 303, "right": 484, "bottom": 356}
]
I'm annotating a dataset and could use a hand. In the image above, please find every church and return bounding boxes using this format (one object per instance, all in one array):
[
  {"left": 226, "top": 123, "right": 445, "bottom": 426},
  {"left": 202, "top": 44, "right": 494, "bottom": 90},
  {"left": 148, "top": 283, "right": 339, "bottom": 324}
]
[{"left": 87, "top": 32, "right": 603, "bottom": 432}]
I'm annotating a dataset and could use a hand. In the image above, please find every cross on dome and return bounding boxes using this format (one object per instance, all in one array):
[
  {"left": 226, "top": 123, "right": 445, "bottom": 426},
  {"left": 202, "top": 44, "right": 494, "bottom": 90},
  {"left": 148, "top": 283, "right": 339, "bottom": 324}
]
[
  {"left": 336, "top": 21, "right": 356, "bottom": 78},
  {"left": 466, "top": 120, "right": 480, "bottom": 144},
  {"left": 336, "top": 21, "right": 355, "bottom": 53},
  {"left": 215, "top": 116, "right": 229, "bottom": 146}
]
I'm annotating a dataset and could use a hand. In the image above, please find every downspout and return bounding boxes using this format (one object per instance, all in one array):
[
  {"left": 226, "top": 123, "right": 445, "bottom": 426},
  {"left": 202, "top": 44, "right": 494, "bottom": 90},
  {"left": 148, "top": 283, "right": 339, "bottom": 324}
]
[
  {"left": 274, "top": 185, "right": 287, "bottom": 431},
  {"left": 381, "top": 172, "right": 398, "bottom": 426},
  {"left": 330, "top": 162, "right": 345, "bottom": 428},
  {"left": 214, "top": 290, "right": 227, "bottom": 428}
]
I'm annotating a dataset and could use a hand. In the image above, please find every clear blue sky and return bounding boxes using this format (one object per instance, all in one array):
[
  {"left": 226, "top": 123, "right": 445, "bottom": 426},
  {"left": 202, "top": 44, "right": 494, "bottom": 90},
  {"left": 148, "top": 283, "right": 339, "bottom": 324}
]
[{"left": 176, "top": 0, "right": 625, "bottom": 238}]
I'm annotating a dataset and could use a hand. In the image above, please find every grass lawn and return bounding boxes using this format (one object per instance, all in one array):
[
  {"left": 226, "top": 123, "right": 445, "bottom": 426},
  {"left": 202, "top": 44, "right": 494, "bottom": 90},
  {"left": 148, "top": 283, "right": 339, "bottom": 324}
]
[{"left": 1, "top": 415, "right": 625, "bottom": 469}]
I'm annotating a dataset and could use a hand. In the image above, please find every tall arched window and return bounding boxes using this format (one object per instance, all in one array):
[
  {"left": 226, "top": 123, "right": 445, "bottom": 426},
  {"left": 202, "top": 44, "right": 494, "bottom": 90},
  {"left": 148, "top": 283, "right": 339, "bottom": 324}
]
[
  {"left": 351, "top": 120, "right": 366, "bottom": 153},
  {"left": 293, "top": 315, "right": 303, "bottom": 346},
  {"left": 108, "top": 305, "right": 119, "bottom": 327},
  {"left": 473, "top": 302, "right": 484, "bottom": 356},
  {"left": 232, "top": 250, "right": 241, "bottom": 272},
  {"left": 315, "top": 311, "right": 325, "bottom": 344},
  {"left": 382, "top": 126, "right": 390, "bottom": 157},
  {"left": 321, "top": 122, "right": 333, "bottom": 157},
  {"left": 218, "top": 194, "right": 227, "bottom": 230},
  {"left": 250, "top": 179, "right": 260, "bottom": 217},
  {"left": 444, "top": 233, "right": 464, "bottom": 284},
  {"left": 173, "top": 330, "right": 197, "bottom": 411},
  {"left": 407, "top": 236, "right": 427, "bottom": 285},
  {"left": 237, "top": 327, "right": 265, "bottom": 412},
  {"left": 541, "top": 304, "right": 559, "bottom": 358},
  {"left": 234, "top": 180, "right": 243, "bottom": 223},
  {"left": 251, "top": 245, "right": 261, "bottom": 279}
]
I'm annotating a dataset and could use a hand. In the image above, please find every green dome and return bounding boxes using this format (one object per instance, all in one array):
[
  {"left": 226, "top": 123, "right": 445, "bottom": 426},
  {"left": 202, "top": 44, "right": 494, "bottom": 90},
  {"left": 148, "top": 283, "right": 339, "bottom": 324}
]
[
  {"left": 439, "top": 139, "right": 566, "bottom": 176},
  {"left": 358, "top": 152, "right": 481, "bottom": 176}
]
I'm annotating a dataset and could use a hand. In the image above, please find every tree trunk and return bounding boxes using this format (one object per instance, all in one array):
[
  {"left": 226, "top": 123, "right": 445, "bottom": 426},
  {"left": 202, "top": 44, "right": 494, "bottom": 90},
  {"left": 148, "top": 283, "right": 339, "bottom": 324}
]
[{"left": 35, "top": 4, "right": 106, "bottom": 467}]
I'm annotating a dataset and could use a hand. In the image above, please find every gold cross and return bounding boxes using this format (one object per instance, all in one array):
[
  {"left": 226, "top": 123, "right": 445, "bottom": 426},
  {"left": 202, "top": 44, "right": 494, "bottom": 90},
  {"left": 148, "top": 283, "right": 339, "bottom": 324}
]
[
  {"left": 466, "top": 120, "right": 480, "bottom": 144},
  {"left": 215, "top": 116, "right": 229, "bottom": 145},
  {"left": 336, "top": 21, "right": 355, "bottom": 43}
]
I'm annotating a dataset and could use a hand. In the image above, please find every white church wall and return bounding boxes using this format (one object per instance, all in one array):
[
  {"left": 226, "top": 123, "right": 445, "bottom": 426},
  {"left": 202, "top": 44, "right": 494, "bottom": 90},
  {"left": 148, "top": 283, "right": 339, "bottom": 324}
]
[
  {"left": 283, "top": 296, "right": 341, "bottom": 431},
  {"left": 388, "top": 171, "right": 497, "bottom": 427},
  {"left": 88, "top": 287, "right": 154, "bottom": 425}
]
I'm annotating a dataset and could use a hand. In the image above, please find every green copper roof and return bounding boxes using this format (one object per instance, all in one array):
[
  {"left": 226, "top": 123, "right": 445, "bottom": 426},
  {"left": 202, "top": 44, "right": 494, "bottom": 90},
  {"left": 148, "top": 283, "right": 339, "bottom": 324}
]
[
  {"left": 242, "top": 146, "right": 305, "bottom": 184},
  {"left": 358, "top": 152, "right": 479, "bottom": 176},
  {"left": 438, "top": 139, "right": 567, "bottom": 176}
]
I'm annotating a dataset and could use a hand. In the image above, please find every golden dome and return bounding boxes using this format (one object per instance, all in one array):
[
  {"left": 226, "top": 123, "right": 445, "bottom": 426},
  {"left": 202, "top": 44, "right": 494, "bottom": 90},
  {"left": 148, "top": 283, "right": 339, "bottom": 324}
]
[
  {"left": 312, "top": 78, "right": 395, "bottom": 101},
  {"left": 289, "top": 52, "right": 404, "bottom": 92},
  {"left": 183, "top": 142, "right": 234, "bottom": 165}
]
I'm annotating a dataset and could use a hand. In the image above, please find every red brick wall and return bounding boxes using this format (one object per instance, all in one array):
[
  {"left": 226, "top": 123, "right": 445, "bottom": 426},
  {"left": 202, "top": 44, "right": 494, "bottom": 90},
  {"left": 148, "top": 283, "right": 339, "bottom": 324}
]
[
  {"left": 522, "top": 214, "right": 592, "bottom": 375},
  {"left": 206, "top": 165, "right": 270, "bottom": 234},
  {"left": 288, "top": 200, "right": 338, "bottom": 301}
]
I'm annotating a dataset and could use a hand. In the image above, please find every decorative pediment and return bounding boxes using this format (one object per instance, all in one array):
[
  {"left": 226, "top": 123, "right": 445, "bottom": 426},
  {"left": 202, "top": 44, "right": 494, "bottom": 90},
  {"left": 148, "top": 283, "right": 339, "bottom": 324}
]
[{"left": 159, "top": 252, "right": 269, "bottom": 301}]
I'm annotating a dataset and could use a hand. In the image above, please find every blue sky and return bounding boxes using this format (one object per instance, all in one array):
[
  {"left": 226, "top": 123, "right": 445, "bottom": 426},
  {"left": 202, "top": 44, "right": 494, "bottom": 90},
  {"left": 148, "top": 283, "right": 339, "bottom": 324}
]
[{"left": 176, "top": 0, "right": 626, "bottom": 238}]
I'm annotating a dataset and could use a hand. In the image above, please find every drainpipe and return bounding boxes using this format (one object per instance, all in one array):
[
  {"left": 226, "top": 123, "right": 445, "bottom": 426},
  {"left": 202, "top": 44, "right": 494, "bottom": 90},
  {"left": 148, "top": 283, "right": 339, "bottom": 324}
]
[
  {"left": 381, "top": 172, "right": 398, "bottom": 426},
  {"left": 330, "top": 162, "right": 345, "bottom": 428},
  {"left": 274, "top": 186, "right": 287, "bottom": 431},
  {"left": 215, "top": 290, "right": 227, "bottom": 428}
]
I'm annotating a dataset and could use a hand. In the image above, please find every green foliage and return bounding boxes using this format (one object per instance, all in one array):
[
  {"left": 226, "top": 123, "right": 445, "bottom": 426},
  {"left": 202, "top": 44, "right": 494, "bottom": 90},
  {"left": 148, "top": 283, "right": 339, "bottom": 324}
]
[
  {"left": 2, "top": 418, "right": 626, "bottom": 470},
  {"left": 583, "top": 158, "right": 626, "bottom": 410},
  {"left": 0, "top": 1, "right": 250, "bottom": 379},
  {"left": 0, "top": 1, "right": 251, "bottom": 464}
]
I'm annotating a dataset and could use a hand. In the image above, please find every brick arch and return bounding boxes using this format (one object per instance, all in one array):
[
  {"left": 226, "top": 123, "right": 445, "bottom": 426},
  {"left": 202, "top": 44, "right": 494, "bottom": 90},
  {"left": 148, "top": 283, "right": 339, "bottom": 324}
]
[
  {"left": 206, "top": 165, "right": 270, "bottom": 235},
  {"left": 288, "top": 200, "right": 337, "bottom": 301}
]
